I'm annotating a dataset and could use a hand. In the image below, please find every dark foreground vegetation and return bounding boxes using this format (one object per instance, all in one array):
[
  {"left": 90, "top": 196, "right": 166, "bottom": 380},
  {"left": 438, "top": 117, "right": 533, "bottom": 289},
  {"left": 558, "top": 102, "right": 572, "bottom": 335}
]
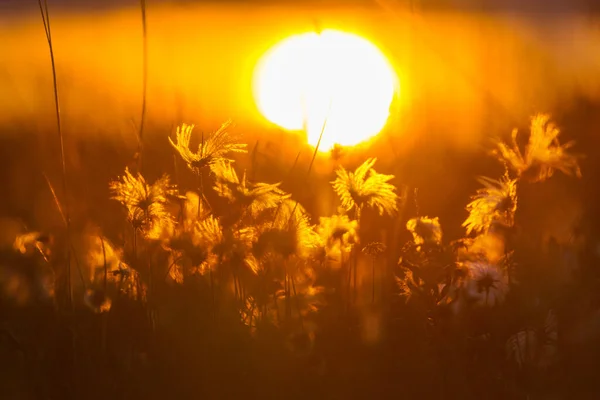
[{"left": 2, "top": 106, "right": 600, "bottom": 400}]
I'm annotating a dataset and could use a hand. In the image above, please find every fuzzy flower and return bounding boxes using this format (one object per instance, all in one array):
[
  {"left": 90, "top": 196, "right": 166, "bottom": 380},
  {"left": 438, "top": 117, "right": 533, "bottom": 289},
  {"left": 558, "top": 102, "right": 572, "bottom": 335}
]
[
  {"left": 463, "top": 174, "right": 518, "bottom": 236},
  {"left": 254, "top": 200, "right": 319, "bottom": 260},
  {"left": 109, "top": 168, "right": 179, "bottom": 240},
  {"left": 212, "top": 160, "right": 288, "bottom": 217},
  {"left": 316, "top": 214, "right": 359, "bottom": 263},
  {"left": 406, "top": 216, "right": 443, "bottom": 247},
  {"left": 169, "top": 121, "right": 247, "bottom": 174},
  {"left": 196, "top": 214, "right": 256, "bottom": 272},
  {"left": 493, "top": 114, "right": 581, "bottom": 182},
  {"left": 463, "top": 261, "right": 509, "bottom": 307},
  {"left": 362, "top": 242, "right": 386, "bottom": 257},
  {"left": 331, "top": 158, "right": 398, "bottom": 217}
]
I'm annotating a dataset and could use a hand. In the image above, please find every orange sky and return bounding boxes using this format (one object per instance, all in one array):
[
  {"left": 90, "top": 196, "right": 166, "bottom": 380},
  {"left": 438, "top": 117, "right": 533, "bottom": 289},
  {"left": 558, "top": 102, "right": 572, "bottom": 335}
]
[{"left": 1, "top": 4, "right": 599, "bottom": 154}]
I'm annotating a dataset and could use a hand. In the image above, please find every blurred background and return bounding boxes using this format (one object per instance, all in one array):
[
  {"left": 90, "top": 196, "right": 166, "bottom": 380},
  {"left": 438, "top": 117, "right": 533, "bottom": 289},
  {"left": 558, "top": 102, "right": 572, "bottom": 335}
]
[{"left": 0, "top": 0, "right": 599, "bottom": 240}]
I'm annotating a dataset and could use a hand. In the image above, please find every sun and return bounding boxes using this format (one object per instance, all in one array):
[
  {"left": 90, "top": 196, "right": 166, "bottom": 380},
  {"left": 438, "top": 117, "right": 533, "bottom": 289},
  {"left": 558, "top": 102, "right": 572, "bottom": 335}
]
[{"left": 253, "top": 29, "right": 398, "bottom": 152}]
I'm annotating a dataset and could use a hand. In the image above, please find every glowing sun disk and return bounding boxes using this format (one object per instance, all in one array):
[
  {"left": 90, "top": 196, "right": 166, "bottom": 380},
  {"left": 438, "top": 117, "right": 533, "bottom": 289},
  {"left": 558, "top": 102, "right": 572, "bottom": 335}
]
[{"left": 253, "top": 29, "right": 398, "bottom": 151}]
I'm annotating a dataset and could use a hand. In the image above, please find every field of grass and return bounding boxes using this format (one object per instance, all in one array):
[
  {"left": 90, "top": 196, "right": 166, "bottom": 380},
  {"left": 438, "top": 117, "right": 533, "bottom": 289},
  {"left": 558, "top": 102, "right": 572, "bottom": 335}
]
[{"left": 2, "top": 2, "right": 600, "bottom": 400}]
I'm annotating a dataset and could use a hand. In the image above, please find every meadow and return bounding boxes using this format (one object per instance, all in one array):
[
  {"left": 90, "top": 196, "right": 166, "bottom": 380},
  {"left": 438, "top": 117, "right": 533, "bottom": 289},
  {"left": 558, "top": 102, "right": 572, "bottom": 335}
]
[{"left": 2, "top": 1, "right": 600, "bottom": 399}]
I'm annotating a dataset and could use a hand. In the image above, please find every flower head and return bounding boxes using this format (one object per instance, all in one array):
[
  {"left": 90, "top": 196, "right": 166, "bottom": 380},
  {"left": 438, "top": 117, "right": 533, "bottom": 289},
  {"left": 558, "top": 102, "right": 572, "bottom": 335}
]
[
  {"left": 331, "top": 158, "right": 398, "bottom": 217},
  {"left": 169, "top": 121, "right": 247, "bottom": 174},
  {"left": 109, "top": 168, "right": 179, "bottom": 239},
  {"left": 493, "top": 114, "right": 581, "bottom": 182},
  {"left": 463, "top": 174, "right": 518, "bottom": 236},
  {"left": 463, "top": 261, "right": 509, "bottom": 307},
  {"left": 316, "top": 214, "right": 359, "bottom": 263},
  {"left": 212, "top": 160, "right": 288, "bottom": 218},
  {"left": 254, "top": 200, "right": 319, "bottom": 260},
  {"left": 406, "top": 216, "right": 443, "bottom": 248}
]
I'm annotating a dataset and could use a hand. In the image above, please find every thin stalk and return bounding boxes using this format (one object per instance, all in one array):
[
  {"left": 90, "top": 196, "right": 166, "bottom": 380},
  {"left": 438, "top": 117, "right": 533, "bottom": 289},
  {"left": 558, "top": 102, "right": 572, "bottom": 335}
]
[
  {"left": 38, "top": 0, "right": 72, "bottom": 311},
  {"left": 352, "top": 207, "right": 362, "bottom": 305},
  {"left": 284, "top": 261, "right": 291, "bottom": 321},
  {"left": 137, "top": 0, "right": 148, "bottom": 172},
  {"left": 290, "top": 275, "right": 304, "bottom": 330},
  {"left": 197, "top": 133, "right": 212, "bottom": 214},
  {"left": 209, "top": 269, "right": 216, "bottom": 322},
  {"left": 43, "top": 172, "right": 86, "bottom": 290},
  {"left": 285, "top": 103, "right": 330, "bottom": 228},
  {"left": 352, "top": 247, "right": 358, "bottom": 305},
  {"left": 346, "top": 252, "right": 352, "bottom": 311},
  {"left": 173, "top": 154, "right": 185, "bottom": 224},
  {"left": 163, "top": 255, "right": 183, "bottom": 281},
  {"left": 250, "top": 140, "right": 260, "bottom": 182},
  {"left": 270, "top": 151, "right": 301, "bottom": 229},
  {"left": 372, "top": 257, "right": 376, "bottom": 303},
  {"left": 100, "top": 236, "right": 108, "bottom": 353}
]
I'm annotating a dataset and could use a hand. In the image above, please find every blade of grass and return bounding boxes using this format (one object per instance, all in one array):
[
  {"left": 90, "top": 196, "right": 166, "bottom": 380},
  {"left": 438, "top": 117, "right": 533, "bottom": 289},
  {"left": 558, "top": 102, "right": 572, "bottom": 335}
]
[
  {"left": 42, "top": 172, "right": 86, "bottom": 291},
  {"left": 137, "top": 0, "right": 148, "bottom": 172},
  {"left": 38, "top": 0, "right": 73, "bottom": 310}
]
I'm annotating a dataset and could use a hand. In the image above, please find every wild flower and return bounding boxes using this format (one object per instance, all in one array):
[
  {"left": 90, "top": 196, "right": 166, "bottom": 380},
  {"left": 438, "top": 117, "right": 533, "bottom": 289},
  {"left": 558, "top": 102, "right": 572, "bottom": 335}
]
[
  {"left": 169, "top": 120, "right": 247, "bottom": 175},
  {"left": 406, "top": 216, "right": 443, "bottom": 248},
  {"left": 195, "top": 214, "right": 256, "bottom": 277},
  {"left": 109, "top": 167, "right": 179, "bottom": 240},
  {"left": 493, "top": 114, "right": 582, "bottom": 182},
  {"left": 181, "top": 191, "right": 210, "bottom": 228},
  {"left": 463, "top": 260, "right": 509, "bottom": 307},
  {"left": 363, "top": 242, "right": 386, "bottom": 257},
  {"left": 316, "top": 214, "right": 359, "bottom": 263},
  {"left": 254, "top": 200, "right": 319, "bottom": 260},
  {"left": 331, "top": 158, "right": 398, "bottom": 218},
  {"left": 463, "top": 174, "right": 518, "bottom": 236},
  {"left": 212, "top": 160, "right": 288, "bottom": 218}
]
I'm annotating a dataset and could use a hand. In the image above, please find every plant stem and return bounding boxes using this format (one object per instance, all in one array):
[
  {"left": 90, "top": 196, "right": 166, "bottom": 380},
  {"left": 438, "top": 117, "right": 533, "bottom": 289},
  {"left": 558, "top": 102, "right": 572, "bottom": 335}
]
[
  {"left": 38, "top": 0, "right": 73, "bottom": 311},
  {"left": 100, "top": 236, "right": 108, "bottom": 353},
  {"left": 209, "top": 269, "right": 216, "bottom": 322},
  {"left": 372, "top": 257, "right": 375, "bottom": 304},
  {"left": 137, "top": 0, "right": 148, "bottom": 172},
  {"left": 285, "top": 104, "right": 329, "bottom": 228},
  {"left": 291, "top": 275, "right": 304, "bottom": 330}
]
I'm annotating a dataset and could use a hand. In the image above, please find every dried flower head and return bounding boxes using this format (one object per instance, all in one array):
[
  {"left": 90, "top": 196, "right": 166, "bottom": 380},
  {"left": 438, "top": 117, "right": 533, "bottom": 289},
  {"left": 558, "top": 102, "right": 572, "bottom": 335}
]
[
  {"left": 331, "top": 158, "right": 398, "bottom": 217},
  {"left": 109, "top": 168, "right": 179, "bottom": 240},
  {"left": 463, "top": 261, "right": 509, "bottom": 307},
  {"left": 255, "top": 200, "right": 319, "bottom": 260},
  {"left": 463, "top": 174, "right": 518, "bottom": 236},
  {"left": 493, "top": 114, "right": 581, "bottom": 182},
  {"left": 169, "top": 121, "right": 247, "bottom": 174},
  {"left": 212, "top": 160, "right": 288, "bottom": 217},
  {"left": 406, "top": 216, "right": 443, "bottom": 247},
  {"left": 362, "top": 242, "right": 386, "bottom": 257},
  {"left": 316, "top": 214, "right": 359, "bottom": 262}
]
